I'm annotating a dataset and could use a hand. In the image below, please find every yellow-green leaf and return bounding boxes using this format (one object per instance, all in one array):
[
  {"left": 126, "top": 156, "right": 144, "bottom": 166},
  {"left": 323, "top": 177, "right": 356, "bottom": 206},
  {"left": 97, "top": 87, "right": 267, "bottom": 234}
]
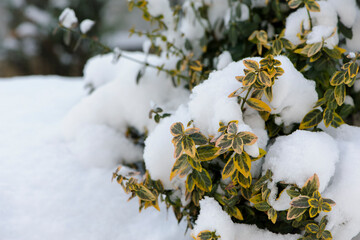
[
  {"left": 306, "top": 223, "right": 320, "bottom": 234},
  {"left": 232, "top": 136, "right": 244, "bottom": 155},
  {"left": 257, "top": 30, "right": 268, "bottom": 44},
  {"left": 135, "top": 185, "right": 157, "bottom": 201},
  {"left": 197, "top": 145, "right": 219, "bottom": 161},
  {"left": 287, "top": 206, "right": 307, "bottom": 220},
  {"left": 331, "top": 112, "right": 344, "bottom": 128},
  {"left": 254, "top": 201, "right": 271, "bottom": 211},
  {"left": 227, "top": 206, "right": 244, "bottom": 221},
  {"left": 170, "top": 122, "right": 184, "bottom": 136},
  {"left": 273, "top": 39, "right": 283, "bottom": 55},
  {"left": 290, "top": 196, "right": 311, "bottom": 208},
  {"left": 243, "top": 59, "right": 259, "bottom": 71},
  {"left": 222, "top": 158, "right": 236, "bottom": 179},
  {"left": 301, "top": 174, "right": 320, "bottom": 196},
  {"left": 187, "top": 155, "right": 202, "bottom": 171},
  {"left": 238, "top": 131, "right": 258, "bottom": 145},
  {"left": 258, "top": 71, "right": 272, "bottom": 87},
  {"left": 306, "top": 0, "right": 320, "bottom": 12},
  {"left": 182, "top": 136, "right": 197, "bottom": 158},
  {"left": 288, "top": 0, "right": 302, "bottom": 9},
  {"left": 189, "top": 132, "right": 208, "bottom": 145},
  {"left": 227, "top": 121, "right": 238, "bottom": 134},
  {"left": 330, "top": 71, "right": 345, "bottom": 86},
  {"left": 309, "top": 206, "right": 319, "bottom": 218},
  {"left": 299, "top": 109, "right": 323, "bottom": 129},
  {"left": 268, "top": 208, "right": 277, "bottom": 224},
  {"left": 237, "top": 171, "right": 252, "bottom": 188},
  {"left": 246, "top": 98, "right": 272, "bottom": 112},
  {"left": 234, "top": 153, "right": 251, "bottom": 178},
  {"left": 193, "top": 169, "right": 212, "bottom": 192},
  {"left": 349, "top": 62, "right": 359, "bottom": 78},
  {"left": 323, "top": 107, "right": 334, "bottom": 128},
  {"left": 265, "top": 86, "right": 273, "bottom": 102},
  {"left": 170, "top": 154, "right": 192, "bottom": 180},
  {"left": 308, "top": 42, "right": 323, "bottom": 57},
  {"left": 334, "top": 84, "right": 346, "bottom": 106},
  {"left": 174, "top": 138, "right": 184, "bottom": 159},
  {"left": 243, "top": 72, "right": 257, "bottom": 86},
  {"left": 186, "top": 174, "right": 195, "bottom": 192}
]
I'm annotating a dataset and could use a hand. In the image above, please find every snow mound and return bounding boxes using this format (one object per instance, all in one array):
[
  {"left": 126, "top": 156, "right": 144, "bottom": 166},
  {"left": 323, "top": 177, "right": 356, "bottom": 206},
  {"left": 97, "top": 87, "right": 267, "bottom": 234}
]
[{"left": 263, "top": 130, "right": 339, "bottom": 192}]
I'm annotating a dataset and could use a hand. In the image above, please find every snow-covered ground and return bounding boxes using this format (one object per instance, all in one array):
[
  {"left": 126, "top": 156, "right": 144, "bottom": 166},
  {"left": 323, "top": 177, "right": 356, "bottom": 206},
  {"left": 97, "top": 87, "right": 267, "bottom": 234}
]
[{"left": 0, "top": 76, "right": 189, "bottom": 240}]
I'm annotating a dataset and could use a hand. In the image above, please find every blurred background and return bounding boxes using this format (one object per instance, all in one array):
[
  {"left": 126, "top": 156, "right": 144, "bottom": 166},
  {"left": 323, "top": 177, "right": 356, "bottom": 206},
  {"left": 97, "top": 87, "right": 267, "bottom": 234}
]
[{"left": 0, "top": 0, "right": 149, "bottom": 77}]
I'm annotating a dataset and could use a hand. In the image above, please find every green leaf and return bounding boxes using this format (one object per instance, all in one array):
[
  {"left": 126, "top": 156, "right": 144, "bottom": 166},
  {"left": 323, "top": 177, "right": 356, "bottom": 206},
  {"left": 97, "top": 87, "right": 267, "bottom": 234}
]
[
  {"left": 305, "top": 0, "right": 320, "bottom": 12},
  {"left": 238, "top": 131, "right": 258, "bottom": 145},
  {"left": 287, "top": 188, "right": 301, "bottom": 198},
  {"left": 308, "top": 198, "right": 320, "bottom": 208},
  {"left": 170, "top": 154, "right": 192, "bottom": 180},
  {"left": 243, "top": 59, "right": 259, "bottom": 71},
  {"left": 182, "top": 136, "right": 196, "bottom": 158},
  {"left": 170, "top": 122, "right": 184, "bottom": 136},
  {"left": 234, "top": 153, "right": 251, "bottom": 178},
  {"left": 215, "top": 134, "right": 233, "bottom": 150},
  {"left": 232, "top": 136, "right": 244, "bottom": 154},
  {"left": 246, "top": 98, "right": 272, "bottom": 112},
  {"left": 323, "top": 108, "right": 335, "bottom": 128},
  {"left": 189, "top": 132, "right": 208, "bottom": 145},
  {"left": 135, "top": 185, "right": 157, "bottom": 201},
  {"left": 268, "top": 208, "right": 277, "bottom": 224},
  {"left": 308, "top": 42, "right": 322, "bottom": 57},
  {"left": 323, "top": 47, "right": 342, "bottom": 59},
  {"left": 323, "top": 197, "right": 336, "bottom": 206},
  {"left": 299, "top": 109, "right": 323, "bottom": 129},
  {"left": 237, "top": 171, "right": 252, "bottom": 188},
  {"left": 331, "top": 112, "right": 344, "bottom": 128},
  {"left": 273, "top": 39, "right": 283, "bottom": 55},
  {"left": 309, "top": 206, "right": 319, "bottom": 218},
  {"left": 306, "top": 223, "right": 320, "bottom": 234},
  {"left": 249, "top": 194, "right": 263, "bottom": 204},
  {"left": 322, "top": 230, "right": 333, "bottom": 240},
  {"left": 301, "top": 174, "right": 320, "bottom": 196},
  {"left": 330, "top": 71, "right": 345, "bottom": 86},
  {"left": 197, "top": 145, "right": 219, "bottom": 161},
  {"left": 314, "top": 97, "right": 327, "bottom": 108},
  {"left": 321, "top": 202, "right": 332, "bottom": 212},
  {"left": 186, "top": 174, "right": 195, "bottom": 192},
  {"left": 222, "top": 157, "right": 236, "bottom": 179},
  {"left": 193, "top": 169, "right": 212, "bottom": 192},
  {"left": 334, "top": 84, "right": 346, "bottom": 106},
  {"left": 174, "top": 138, "right": 184, "bottom": 159},
  {"left": 258, "top": 71, "right": 272, "bottom": 87},
  {"left": 287, "top": 206, "right": 307, "bottom": 220},
  {"left": 227, "top": 206, "right": 244, "bottom": 220},
  {"left": 339, "top": 20, "right": 353, "bottom": 39},
  {"left": 227, "top": 121, "right": 238, "bottom": 134},
  {"left": 349, "top": 62, "right": 359, "bottom": 78},
  {"left": 243, "top": 72, "right": 257, "bottom": 86},
  {"left": 288, "top": 0, "right": 302, "bottom": 8},
  {"left": 254, "top": 201, "right": 271, "bottom": 211},
  {"left": 290, "top": 196, "right": 310, "bottom": 208},
  {"left": 196, "top": 230, "right": 212, "bottom": 240},
  {"left": 265, "top": 86, "right": 273, "bottom": 102},
  {"left": 187, "top": 155, "right": 202, "bottom": 171}
]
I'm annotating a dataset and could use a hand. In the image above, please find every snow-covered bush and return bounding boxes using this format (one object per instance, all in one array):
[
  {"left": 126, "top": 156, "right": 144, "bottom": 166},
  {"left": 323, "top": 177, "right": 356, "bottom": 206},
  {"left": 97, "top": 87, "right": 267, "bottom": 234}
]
[{"left": 60, "top": 0, "right": 360, "bottom": 239}]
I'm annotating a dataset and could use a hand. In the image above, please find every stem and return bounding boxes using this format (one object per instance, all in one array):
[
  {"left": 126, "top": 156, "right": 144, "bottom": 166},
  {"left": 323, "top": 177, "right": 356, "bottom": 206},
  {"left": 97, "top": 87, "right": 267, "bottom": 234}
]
[
  {"left": 58, "top": 25, "right": 189, "bottom": 81},
  {"left": 241, "top": 85, "right": 253, "bottom": 112},
  {"left": 306, "top": 8, "right": 313, "bottom": 30}
]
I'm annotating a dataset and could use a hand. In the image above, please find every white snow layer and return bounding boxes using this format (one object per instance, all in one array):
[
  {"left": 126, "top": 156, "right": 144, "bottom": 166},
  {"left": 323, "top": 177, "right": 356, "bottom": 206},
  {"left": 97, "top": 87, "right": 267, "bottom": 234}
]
[
  {"left": 328, "top": 0, "right": 358, "bottom": 27},
  {"left": 263, "top": 130, "right": 339, "bottom": 193},
  {"left": 284, "top": 2, "right": 339, "bottom": 48},
  {"left": 59, "top": 8, "right": 78, "bottom": 28},
  {"left": 192, "top": 197, "right": 301, "bottom": 240},
  {"left": 346, "top": 10, "right": 360, "bottom": 52},
  {"left": 144, "top": 55, "right": 317, "bottom": 189},
  {"left": 80, "top": 19, "right": 95, "bottom": 34},
  {"left": 0, "top": 76, "right": 189, "bottom": 240}
]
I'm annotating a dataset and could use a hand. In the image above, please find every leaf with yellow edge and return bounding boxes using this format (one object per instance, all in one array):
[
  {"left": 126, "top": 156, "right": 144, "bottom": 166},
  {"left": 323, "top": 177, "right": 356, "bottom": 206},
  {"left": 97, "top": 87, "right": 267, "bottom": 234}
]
[
  {"left": 243, "top": 59, "right": 259, "bottom": 71},
  {"left": 305, "top": 0, "right": 320, "bottom": 12},
  {"left": 323, "top": 107, "right": 334, "bottom": 128},
  {"left": 170, "top": 154, "right": 192, "bottom": 180},
  {"left": 222, "top": 157, "right": 236, "bottom": 179},
  {"left": 197, "top": 145, "right": 219, "bottom": 161},
  {"left": 288, "top": 0, "right": 302, "bottom": 9},
  {"left": 299, "top": 109, "right": 323, "bottom": 129},
  {"left": 182, "top": 136, "right": 196, "bottom": 158},
  {"left": 243, "top": 72, "right": 257, "bottom": 86},
  {"left": 135, "top": 185, "right": 157, "bottom": 201},
  {"left": 330, "top": 71, "right": 345, "bottom": 86},
  {"left": 308, "top": 42, "right": 323, "bottom": 57},
  {"left": 237, "top": 171, "right": 252, "bottom": 188},
  {"left": 258, "top": 71, "right": 272, "bottom": 87},
  {"left": 170, "top": 122, "right": 184, "bottom": 136},
  {"left": 234, "top": 153, "right": 251, "bottom": 178},
  {"left": 193, "top": 169, "right": 212, "bottom": 192},
  {"left": 268, "top": 208, "right": 277, "bottom": 224},
  {"left": 251, "top": 148, "right": 266, "bottom": 161},
  {"left": 331, "top": 112, "right": 344, "bottom": 128},
  {"left": 238, "top": 131, "right": 258, "bottom": 145},
  {"left": 246, "top": 98, "right": 272, "bottom": 112},
  {"left": 227, "top": 206, "right": 244, "bottom": 221},
  {"left": 334, "top": 84, "right": 346, "bottom": 106},
  {"left": 186, "top": 174, "right": 195, "bottom": 192}
]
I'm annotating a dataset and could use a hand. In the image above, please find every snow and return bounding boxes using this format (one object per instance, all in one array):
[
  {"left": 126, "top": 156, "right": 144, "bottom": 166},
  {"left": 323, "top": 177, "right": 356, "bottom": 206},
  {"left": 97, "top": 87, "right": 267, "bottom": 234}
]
[
  {"left": 346, "top": 10, "right": 360, "bottom": 52},
  {"left": 59, "top": 8, "right": 78, "bottom": 29},
  {"left": 321, "top": 125, "right": 360, "bottom": 240},
  {"left": 192, "top": 197, "right": 301, "bottom": 240},
  {"left": 80, "top": 19, "right": 95, "bottom": 34},
  {"left": 24, "top": 5, "right": 52, "bottom": 26},
  {"left": 328, "top": 0, "right": 358, "bottom": 27},
  {"left": 216, "top": 51, "right": 233, "bottom": 70},
  {"left": 263, "top": 130, "right": 339, "bottom": 193},
  {"left": 0, "top": 76, "right": 189, "bottom": 240},
  {"left": 284, "top": 2, "right": 339, "bottom": 48},
  {"left": 15, "top": 22, "right": 38, "bottom": 37}
]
